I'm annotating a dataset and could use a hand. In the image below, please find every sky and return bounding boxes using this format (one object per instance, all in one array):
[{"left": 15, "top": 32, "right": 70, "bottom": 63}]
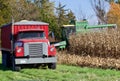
[
  {"left": 50, "top": 0, "right": 97, "bottom": 24},
  {"left": 50, "top": 0, "right": 109, "bottom": 25}
]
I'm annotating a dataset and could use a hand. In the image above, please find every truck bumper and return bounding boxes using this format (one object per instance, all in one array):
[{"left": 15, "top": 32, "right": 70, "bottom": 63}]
[{"left": 15, "top": 57, "right": 57, "bottom": 65}]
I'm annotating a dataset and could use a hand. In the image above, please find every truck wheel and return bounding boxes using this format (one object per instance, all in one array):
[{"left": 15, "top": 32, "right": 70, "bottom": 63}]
[
  {"left": 2, "top": 51, "right": 7, "bottom": 67},
  {"left": 12, "top": 56, "right": 21, "bottom": 71},
  {"left": 2, "top": 51, "right": 11, "bottom": 67},
  {"left": 48, "top": 63, "right": 56, "bottom": 69},
  {"left": 12, "top": 65, "right": 21, "bottom": 71},
  {"left": 14, "top": 66, "right": 21, "bottom": 71}
]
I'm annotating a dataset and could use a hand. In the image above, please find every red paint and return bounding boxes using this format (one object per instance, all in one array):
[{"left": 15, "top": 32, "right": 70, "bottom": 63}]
[
  {"left": 48, "top": 45, "right": 56, "bottom": 56},
  {"left": 18, "top": 38, "right": 49, "bottom": 43},
  {"left": 1, "top": 20, "right": 56, "bottom": 57},
  {"left": 15, "top": 47, "right": 24, "bottom": 57},
  {"left": 1, "top": 24, "right": 12, "bottom": 50},
  {"left": 1, "top": 22, "right": 49, "bottom": 50},
  {"left": 17, "top": 39, "right": 56, "bottom": 56},
  {"left": 14, "top": 25, "right": 49, "bottom": 39}
]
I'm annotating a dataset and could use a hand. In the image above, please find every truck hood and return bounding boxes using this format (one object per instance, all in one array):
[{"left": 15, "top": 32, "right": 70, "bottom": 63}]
[{"left": 18, "top": 38, "right": 49, "bottom": 43}]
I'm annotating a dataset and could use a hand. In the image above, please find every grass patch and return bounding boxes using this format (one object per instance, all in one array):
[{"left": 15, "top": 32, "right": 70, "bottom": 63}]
[
  {"left": 0, "top": 54, "right": 120, "bottom": 81},
  {"left": 0, "top": 64, "right": 120, "bottom": 81}
]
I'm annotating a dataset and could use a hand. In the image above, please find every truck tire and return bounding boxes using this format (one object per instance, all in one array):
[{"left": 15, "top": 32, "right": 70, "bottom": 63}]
[
  {"left": 14, "top": 66, "right": 21, "bottom": 71},
  {"left": 2, "top": 51, "right": 7, "bottom": 67},
  {"left": 2, "top": 51, "right": 11, "bottom": 67},
  {"left": 48, "top": 63, "right": 56, "bottom": 69},
  {"left": 12, "top": 56, "right": 21, "bottom": 71}
]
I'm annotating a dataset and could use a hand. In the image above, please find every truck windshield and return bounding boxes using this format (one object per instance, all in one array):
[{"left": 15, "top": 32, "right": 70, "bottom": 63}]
[{"left": 18, "top": 31, "right": 45, "bottom": 39}]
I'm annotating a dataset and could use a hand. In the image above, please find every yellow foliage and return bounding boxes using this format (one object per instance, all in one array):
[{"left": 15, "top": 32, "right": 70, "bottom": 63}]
[{"left": 107, "top": 2, "right": 120, "bottom": 27}]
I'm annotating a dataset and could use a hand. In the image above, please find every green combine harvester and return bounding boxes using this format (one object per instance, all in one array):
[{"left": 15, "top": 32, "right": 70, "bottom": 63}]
[{"left": 54, "top": 21, "right": 117, "bottom": 49}]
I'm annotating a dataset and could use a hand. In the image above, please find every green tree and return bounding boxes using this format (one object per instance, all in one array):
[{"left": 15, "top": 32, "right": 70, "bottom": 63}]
[
  {"left": 0, "top": 0, "right": 76, "bottom": 40},
  {"left": 7, "top": 0, "right": 39, "bottom": 22},
  {"left": 56, "top": 3, "right": 76, "bottom": 26},
  {"left": 33, "top": 0, "right": 61, "bottom": 39},
  {"left": 56, "top": 3, "right": 68, "bottom": 27},
  {"left": 0, "top": 0, "right": 11, "bottom": 25},
  {"left": 55, "top": 3, "right": 76, "bottom": 39},
  {"left": 66, "top": 10, "right": 76, "bottom": 24},
  {"left": 33, "top": 0, "right": 54, "bottom": 21}
]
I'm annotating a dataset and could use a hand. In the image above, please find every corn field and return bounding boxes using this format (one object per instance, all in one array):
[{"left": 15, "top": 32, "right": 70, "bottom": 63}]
[
  {"left": 57, "top": 29, "right": 120, "bottom": 69},
  {"left": 57, "top": 51, "right": 120, "bottom": 69},
  {"left": 69, "top": 29, "right": 120, "bottom": 58}
]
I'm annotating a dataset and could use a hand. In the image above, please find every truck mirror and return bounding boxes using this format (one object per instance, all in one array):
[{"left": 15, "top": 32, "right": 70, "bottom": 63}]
[{"left": 49, "top": 31, "right": 55, "bottom": 38}]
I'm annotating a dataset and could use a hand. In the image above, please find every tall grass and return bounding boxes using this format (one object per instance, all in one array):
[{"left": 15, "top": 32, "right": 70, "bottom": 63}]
[{"left": 69, "top": 29, "right": 120, "bottom": 58}]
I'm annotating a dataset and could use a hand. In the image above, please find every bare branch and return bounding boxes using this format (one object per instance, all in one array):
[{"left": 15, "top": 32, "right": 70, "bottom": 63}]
[{"left": 91, "top": 0, "right": 108, "bottom": 24}]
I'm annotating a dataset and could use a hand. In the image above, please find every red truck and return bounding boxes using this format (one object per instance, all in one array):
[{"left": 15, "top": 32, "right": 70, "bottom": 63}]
[{"left": 1, "top": 20, "right": 57, "bottom": 71}]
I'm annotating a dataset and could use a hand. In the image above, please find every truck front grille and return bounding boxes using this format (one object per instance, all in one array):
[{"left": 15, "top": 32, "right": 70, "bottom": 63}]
[{"left": 24, "top": 43, "right": 48, "bottom": 57}]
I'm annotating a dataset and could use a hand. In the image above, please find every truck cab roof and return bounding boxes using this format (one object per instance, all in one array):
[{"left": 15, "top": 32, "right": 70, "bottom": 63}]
[{"left": 1, "top": 20, "right": 49, "bottom": 28}]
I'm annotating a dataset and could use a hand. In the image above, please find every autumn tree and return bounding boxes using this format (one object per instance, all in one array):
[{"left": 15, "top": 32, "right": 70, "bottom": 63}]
[
  {"left": 107, "top": 2, "right": 120, "bottom": 27},
  {"left": 105, "top": 0, "right": 120, "bottom": 3}
]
